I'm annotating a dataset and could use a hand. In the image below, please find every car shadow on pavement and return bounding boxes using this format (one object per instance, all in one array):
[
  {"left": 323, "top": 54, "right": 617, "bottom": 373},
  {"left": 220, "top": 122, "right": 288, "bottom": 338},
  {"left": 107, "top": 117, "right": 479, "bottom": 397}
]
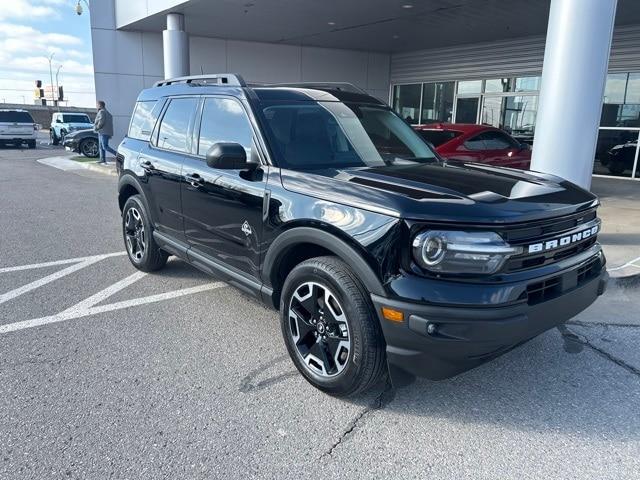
[
  {"left": 376, "top": 330, "right": 640, "bottom": 439},
  {"left": 149, "top": 257, "right": 212, "bottom": 281}
]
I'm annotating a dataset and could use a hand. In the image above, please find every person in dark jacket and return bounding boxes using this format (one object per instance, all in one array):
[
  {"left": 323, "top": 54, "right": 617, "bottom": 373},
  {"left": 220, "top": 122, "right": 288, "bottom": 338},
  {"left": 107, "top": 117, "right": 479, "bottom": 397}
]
[{"left": 94, "top": 100, "right": 116, "bottom": 164}]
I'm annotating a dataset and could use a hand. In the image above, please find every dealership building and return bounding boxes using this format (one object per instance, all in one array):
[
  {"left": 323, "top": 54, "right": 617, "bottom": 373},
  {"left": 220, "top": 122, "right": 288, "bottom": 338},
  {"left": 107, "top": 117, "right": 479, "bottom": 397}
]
[{"left": 90, "top": 0, "right": 640, "bottom": 185}]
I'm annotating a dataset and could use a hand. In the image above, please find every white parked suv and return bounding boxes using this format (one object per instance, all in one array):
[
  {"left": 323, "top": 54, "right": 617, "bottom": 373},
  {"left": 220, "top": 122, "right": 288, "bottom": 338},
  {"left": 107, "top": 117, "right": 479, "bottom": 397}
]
[
  {"left": 0, "top": 109, "right": 38, "bottom": 149},
  {"left": 50, "top": 112, "right": 93, "bottom": 145}
]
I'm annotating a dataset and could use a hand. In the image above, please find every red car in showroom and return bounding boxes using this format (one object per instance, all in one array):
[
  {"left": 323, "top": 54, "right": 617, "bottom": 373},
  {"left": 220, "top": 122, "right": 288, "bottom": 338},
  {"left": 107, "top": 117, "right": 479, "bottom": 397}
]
[{"left": 413, "top": 123, "right": 532, "bottom": 169}]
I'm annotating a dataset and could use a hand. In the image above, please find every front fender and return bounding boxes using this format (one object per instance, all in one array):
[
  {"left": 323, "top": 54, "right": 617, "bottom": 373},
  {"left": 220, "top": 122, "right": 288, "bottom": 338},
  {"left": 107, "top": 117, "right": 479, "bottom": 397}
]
[{"left": 262, "top": 226, "right": 387, "bottom": 298}]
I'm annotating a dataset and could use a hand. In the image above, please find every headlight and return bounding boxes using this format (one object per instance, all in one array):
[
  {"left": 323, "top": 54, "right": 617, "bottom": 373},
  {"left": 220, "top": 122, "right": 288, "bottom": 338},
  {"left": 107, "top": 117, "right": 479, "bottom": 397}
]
[{"left": 412, "top": 230, "right": 522, "bottom": 274}]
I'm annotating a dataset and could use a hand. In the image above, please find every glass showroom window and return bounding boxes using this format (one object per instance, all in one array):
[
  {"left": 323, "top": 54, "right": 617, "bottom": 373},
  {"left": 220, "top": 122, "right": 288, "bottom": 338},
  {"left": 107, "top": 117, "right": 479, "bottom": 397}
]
[
  {"left": 421, "top": 82, "right": 454, "bottom": 123},
  {"left": 596, "top": 72, "right": 640, "bottom": 179},
  {"left": 392, "top": 84, "right": 421, "bottom": 124}
]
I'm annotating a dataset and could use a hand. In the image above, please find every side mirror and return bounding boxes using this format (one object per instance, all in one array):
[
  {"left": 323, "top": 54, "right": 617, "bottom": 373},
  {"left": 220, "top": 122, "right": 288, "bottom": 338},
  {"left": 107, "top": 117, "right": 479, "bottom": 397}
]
[
  {"left": 206, "top": 142, "right": 249, "bottom": 169},
  {"left": 56, "top": 119, "right": 62, "bottom": 123}
]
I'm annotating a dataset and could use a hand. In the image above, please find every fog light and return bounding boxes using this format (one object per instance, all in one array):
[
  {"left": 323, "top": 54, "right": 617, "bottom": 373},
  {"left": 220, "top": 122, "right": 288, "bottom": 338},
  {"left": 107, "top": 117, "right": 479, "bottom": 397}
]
[
  {"left": 426, "top": 323, "right": 437, "bottom": 335},
  {"left": 382, "top": 307, "right": 404, "bottom": 323}
]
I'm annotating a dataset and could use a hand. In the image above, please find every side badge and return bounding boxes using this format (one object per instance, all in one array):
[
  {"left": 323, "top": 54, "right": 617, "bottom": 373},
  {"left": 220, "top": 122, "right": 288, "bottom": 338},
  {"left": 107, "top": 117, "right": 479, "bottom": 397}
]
[{"left": 241, "top": 221, "right": 252, "bottom": 237}]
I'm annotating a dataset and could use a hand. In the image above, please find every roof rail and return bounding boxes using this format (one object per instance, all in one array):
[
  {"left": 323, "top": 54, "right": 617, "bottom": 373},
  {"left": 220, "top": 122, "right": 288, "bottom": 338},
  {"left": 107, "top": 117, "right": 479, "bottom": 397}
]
[
  {"left": 154, "top": 73, "right": 246, "bottom": 88},
  {"left": 267, "top": 82, "right": 368, "bottom": 94}
]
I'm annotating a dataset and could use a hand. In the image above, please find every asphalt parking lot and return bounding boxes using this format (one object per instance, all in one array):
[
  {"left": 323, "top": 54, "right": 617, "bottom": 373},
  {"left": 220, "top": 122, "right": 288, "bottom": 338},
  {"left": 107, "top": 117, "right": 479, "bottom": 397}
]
[{"left": 1, "top": 142, "right": 639, "bottom": 479}]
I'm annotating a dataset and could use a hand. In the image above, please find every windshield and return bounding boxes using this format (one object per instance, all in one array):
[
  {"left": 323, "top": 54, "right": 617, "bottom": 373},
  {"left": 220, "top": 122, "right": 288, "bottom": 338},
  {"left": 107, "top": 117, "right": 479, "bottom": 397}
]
[
  {"left": 260, "top": 101, "right": 437, "bottom": 170},
  {"left": 63, "top": 114, "right": 91, "bottom": 123}
]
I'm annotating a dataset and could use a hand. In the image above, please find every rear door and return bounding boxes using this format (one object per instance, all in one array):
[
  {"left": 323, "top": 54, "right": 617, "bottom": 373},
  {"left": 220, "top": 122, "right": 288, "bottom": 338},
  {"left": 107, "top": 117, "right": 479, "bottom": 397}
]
[
  {"left": 181, "top": 95, "right": 267, "bottom": 280},
  {"left": 139, "top": 96, "right": 199, "bottom": 242}
]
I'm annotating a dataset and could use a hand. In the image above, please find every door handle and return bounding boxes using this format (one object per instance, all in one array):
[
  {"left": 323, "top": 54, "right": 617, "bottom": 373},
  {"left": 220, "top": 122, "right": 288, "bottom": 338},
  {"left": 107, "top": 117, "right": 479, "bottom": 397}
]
[
  {"left": 185, "top": 173, "right": 205, "bottom": 187},
  {"left": 140, "top": 160, "right": 155, "bottom": 172}
]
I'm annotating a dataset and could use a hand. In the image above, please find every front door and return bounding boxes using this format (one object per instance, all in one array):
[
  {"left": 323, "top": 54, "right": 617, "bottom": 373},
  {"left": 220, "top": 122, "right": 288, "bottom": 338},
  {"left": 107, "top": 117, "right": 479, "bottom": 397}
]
[{"left": 181, "top": 96, "right": 267, "bottom": 281}]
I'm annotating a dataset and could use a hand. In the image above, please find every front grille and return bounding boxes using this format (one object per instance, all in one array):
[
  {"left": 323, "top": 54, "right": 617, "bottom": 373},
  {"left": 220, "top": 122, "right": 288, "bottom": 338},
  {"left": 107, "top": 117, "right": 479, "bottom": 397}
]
[
  {"left": 500, "top": 208, "right": 597, "bottom": 243},
  {"left": 503, "top": 208, "right": 599, "bottom": 272},
  {"left": 525, "top": 256, "right": 601, "bottom": 305}
]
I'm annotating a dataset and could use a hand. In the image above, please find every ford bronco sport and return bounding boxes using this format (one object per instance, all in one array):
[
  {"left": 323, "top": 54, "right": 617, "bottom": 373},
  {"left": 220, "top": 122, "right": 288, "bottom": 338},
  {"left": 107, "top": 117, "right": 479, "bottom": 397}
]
[{"left": 116, "top": 74, "right": 607, "bottom": 396}]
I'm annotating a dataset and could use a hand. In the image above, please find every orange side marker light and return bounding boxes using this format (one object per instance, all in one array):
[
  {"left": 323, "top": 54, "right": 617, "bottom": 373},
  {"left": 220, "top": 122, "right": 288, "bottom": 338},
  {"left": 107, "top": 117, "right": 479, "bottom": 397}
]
[{"left": 381, "top": 307, "right": 404, "bottom": 323}]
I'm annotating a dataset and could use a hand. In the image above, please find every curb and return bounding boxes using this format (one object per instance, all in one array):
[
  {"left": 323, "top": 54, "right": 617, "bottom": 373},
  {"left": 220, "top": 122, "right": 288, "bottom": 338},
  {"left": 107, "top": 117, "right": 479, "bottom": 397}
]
[
  {"left": 37, "top": 156, "right": 117, "bottom": 176},
  {"left": 83, "top": 162, "right": 117, "bottom": 176}
]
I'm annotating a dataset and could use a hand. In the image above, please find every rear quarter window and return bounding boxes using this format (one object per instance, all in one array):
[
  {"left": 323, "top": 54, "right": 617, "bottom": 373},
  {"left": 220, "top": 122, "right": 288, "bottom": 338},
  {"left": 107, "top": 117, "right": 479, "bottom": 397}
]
[
  {"left": 0, "top": 111, "right": 34, "bottom": 123},
  {"left": 128, "top": 101, "right": 158, "bottom": 141}
]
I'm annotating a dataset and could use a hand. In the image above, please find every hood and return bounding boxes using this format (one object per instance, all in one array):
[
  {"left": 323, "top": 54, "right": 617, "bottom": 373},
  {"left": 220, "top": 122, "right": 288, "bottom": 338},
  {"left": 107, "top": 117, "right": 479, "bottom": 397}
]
[
  {"left": 280, "top": 160, "right": 598, "bottom": 224},
  {"left": 64, "top": 128, "right": 94, "bottom": 138}
]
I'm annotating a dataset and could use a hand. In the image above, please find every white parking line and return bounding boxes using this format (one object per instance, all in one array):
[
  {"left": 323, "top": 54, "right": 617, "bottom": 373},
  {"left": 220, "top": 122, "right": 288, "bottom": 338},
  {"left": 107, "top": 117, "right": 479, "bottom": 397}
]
[
  {"left": 0, "top": 282, "right": 227, "bottom": 334},
  {"left": 0, "top": 254, "right": 122, "bottom": 306},
  {"left": 0, "top": 252, "right": 125, "bottom": 274},
  {"left": 64, "top": 271, "right": 147, "bottom": 315}
]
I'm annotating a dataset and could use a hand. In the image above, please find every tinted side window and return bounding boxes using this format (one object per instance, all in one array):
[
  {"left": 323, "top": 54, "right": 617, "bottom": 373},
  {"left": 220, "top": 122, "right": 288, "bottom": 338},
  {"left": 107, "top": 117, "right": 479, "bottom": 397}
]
[
  {"left": 464, "top": 135, "right": 485, "bottom": 150},
  {"left": 480, "top": 130, "right": 517, "bottom": 149},
  {"left": 157, "top": 98, "right": 198, "bottom": 152},
  {"left": 197, "top": 97, "right": 253, "bottom": 156},
  {"left": 129, "top": 101, "right": 158, "bottom": 141}
]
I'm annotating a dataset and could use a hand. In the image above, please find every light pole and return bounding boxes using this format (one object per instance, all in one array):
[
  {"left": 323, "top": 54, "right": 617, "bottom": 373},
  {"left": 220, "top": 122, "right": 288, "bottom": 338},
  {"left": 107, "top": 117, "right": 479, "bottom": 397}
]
[
  {"left": 47, "top": 53, "right": 55, "bottom": 106},
  {"left": 75, "top": 0, "right": 90, "bottom": 15},
  {"left": 55, "top": 64, "right": 63, "bottom": 109}
]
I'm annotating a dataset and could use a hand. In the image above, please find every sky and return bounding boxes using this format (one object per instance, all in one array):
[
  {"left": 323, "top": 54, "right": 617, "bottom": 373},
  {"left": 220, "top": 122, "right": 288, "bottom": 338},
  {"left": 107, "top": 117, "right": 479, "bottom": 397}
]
[{"left": 0, "top": 0, "right": 96, "bottom": 107}]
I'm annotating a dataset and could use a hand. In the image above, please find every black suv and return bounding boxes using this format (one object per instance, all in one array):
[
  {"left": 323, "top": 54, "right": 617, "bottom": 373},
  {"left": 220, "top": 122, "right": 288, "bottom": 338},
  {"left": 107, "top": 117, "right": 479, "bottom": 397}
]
[{"left": 117, "top": 74, "right": 607, "bottom": 396}]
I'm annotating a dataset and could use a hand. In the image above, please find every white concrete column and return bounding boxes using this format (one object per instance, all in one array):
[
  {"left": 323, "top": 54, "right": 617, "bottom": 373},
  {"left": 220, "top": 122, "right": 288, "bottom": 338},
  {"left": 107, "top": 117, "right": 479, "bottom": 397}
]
[
  {"left": 531, "top": 0, "right": 617, "bottom": 189},
  {"left": 163, "top": 13, "right": 190, "bottom": 79}
]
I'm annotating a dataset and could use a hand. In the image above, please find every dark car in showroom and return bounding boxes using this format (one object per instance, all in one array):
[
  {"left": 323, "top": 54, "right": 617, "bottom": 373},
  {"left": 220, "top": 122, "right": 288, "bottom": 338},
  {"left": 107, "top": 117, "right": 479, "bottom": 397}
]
[
  {"left": 62, "top": 129, "right": 99, "bottom": 158},
  {"left": 601, "top": 140, "right": 640, "bottom": 175},
  {"left": 413, "top": 123, "right": 531, "bottom": 169}
]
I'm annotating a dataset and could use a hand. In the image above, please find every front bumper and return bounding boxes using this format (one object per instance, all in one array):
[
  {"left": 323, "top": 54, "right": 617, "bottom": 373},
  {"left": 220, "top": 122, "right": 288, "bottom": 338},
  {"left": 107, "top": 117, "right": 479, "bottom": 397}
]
[
  {"left": 63, "top": 138, "right": 80, "bottom": 151},
  {"left": 372, "top": 250, "right": 607, "bottom": 382}
]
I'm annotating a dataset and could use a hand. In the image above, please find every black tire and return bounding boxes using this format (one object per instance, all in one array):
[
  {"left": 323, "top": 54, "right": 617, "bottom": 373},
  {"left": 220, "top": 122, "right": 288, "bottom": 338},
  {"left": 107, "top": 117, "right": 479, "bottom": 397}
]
[
  {"left": 28, "top": 140, "right": 36, "bottom": 149},
  {"left": 50, "top": 129, "right": 60, "bottom": 145},
  {"left": 280, "top": 256, "right": 386, "bottom": 396},
  {"left": 122, "top": 195, "right": 168, "bottom": 272},
  {"left": 80, "top": 138, "right": 99, "bottom": 158},
  {"left": 608, "top": 161, "right": 625, "bottom": 176}
]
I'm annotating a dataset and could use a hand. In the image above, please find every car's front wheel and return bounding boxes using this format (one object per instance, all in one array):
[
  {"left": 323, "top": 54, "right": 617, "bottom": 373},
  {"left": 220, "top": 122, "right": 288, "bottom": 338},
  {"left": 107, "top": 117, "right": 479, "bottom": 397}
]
[
  {"left": 80, "top": 138, "right": 99, "bottom": 158},
  {"left": 280, "top": 256, "right": 386, "bottom": 396},
  {"left": 50, "top": 129, "right": 59, "bottom": 145},
  {"left": 122, "top": 195, "right": 168, "bottom": 272}
]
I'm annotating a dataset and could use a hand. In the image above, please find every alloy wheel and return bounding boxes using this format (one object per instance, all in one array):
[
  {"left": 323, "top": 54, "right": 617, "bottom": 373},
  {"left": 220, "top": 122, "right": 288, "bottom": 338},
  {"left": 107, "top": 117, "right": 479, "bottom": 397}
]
[
  {"left": 288, "top": 281, "right": 351, "bottom": 377},
  {"left": 124, "top": 207, "right": 146, "bottom": 261},
  {"left": 81, "top": 139, "right": 99, "bottom": 157}
]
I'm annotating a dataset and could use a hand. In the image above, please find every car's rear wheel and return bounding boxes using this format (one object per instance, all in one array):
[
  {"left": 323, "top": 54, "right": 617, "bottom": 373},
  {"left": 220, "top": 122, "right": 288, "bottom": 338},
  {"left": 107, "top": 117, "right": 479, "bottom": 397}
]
[
  {"left": 122, "top": 195, "right": 168, "bottom": 272},
  {"left": 80, "top": 138, "right": 99, "bottom": 158},
  {"left": 28, "top": 140, "right": 36, "bottom": 149},
  {"left": 280, "top": 256, "right": 386, "bottom": 396}
]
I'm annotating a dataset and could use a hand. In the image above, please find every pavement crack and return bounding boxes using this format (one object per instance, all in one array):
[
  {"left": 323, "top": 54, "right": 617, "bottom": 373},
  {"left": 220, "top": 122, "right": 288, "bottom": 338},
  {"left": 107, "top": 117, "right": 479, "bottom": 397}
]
[
  {"left": 558, "top": 325, "right": 640, "bottom": 377},
  {"left": 567, "top": 320, "right": 640, "bottom": 328},
  {"left": 319, "top": 381, "right": 395, "bottom": 460}
]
